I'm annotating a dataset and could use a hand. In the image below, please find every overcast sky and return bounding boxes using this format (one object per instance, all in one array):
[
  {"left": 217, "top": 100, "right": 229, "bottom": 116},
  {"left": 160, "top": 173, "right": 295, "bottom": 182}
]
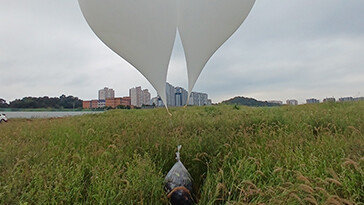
[{"left": 0, "top": 0, "right": 363, "bottom": 103}]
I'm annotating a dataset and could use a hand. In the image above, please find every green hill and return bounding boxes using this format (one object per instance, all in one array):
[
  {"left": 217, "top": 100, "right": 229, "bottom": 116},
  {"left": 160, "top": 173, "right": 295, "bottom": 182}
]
[
  {"left": 0, "top": 102, "right": 363, "bottom": 204},
  {"left": 222, "top": 96, "right": 281, "bottom": 107}
]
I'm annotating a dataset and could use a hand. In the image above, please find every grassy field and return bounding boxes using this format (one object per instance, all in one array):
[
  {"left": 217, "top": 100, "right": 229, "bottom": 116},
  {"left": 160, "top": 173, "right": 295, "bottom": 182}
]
[
  {"left": 0, "top": 108, "right": 84, "bottom": 112},
  {"left": 0, "top": 102, "right": 363, "bottom": 204}
]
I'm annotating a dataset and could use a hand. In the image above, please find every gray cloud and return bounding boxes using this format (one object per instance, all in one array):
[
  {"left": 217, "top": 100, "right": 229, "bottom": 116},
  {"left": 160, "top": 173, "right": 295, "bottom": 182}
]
[{"left": 0, "top": 0, "right": 363, "bottom": 103}]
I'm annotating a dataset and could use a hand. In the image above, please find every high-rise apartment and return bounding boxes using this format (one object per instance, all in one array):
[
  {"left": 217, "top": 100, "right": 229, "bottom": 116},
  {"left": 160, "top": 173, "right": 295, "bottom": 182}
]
[
  {"left": 130, "top": 86, "right": 151, "bottom": 107},
  {"left": 129, "top": 86, "right": 142, "bottom": 107},
  {"left": 175, "top": 87, "right": 188, "bottom": 107},
  {"left": 98, "top": 87, "right": 115, "bottom": 100},
  {"left": 189, "top": 92, "right": 209, "bottom": 106},
  {"left": 151, "top": 83, "right": 210, "bottom": 107},
  {"left": 166, "top": 83, "right": 176, "bottom": 107},
  {"left": 142, "top": 89, "right": 151, "bottom": 106}
]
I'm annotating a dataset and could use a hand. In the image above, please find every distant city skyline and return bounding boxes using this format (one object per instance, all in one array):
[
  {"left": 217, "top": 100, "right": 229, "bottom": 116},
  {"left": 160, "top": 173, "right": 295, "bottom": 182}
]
[
  {"left": 1, "top": 0, "right": 363, "bottom": 104},
  {"left": 82, "top": 83, "right": 213, "bottom": 108},
  {"left": 2, "top": 86, "right": 363, "bottom": 106},
  {"left": 83, "top": 84, "right": 364, "bottom": 108},
  {"left": 152, "top": 83, "right": 212, "bottom": 107}
]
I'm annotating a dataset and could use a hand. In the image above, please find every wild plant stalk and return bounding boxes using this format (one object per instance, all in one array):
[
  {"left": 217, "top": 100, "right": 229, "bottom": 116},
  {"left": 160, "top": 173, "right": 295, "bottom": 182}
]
[{"left": 0, "top": 102, "right": 363, "bottom": 204}]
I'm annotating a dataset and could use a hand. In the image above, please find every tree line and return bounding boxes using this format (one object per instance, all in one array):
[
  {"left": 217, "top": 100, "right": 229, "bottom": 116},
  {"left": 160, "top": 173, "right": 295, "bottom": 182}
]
[
  {"left": 222, "top": 96, "right": 281, "bottom": 107},
  {"left": 0, "top": 95, "right": 82, "bottom": 109}
]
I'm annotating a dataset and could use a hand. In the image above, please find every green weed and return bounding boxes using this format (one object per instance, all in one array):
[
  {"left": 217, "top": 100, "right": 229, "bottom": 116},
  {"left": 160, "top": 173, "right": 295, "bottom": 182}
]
[{"left": 0, "top": 102, "right": 363, "bottom": 204}]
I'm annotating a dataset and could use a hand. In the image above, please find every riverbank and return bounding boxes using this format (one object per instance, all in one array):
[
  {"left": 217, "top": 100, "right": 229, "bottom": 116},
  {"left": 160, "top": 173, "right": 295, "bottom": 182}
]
[
  {"left": 2, "top": 111, "right": 104, "bottom": 119},
  {"left": 0, "top": 108, "right": 86, "bottom": 112},
  {"left": 0, "top": 102, "right": 363, "bottom": 204}
]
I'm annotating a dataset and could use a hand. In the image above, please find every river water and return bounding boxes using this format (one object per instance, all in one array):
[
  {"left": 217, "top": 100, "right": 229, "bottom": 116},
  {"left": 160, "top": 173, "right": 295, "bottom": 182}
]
[{"left": 2, "top": 111, "right": 103, "bottom": 119}]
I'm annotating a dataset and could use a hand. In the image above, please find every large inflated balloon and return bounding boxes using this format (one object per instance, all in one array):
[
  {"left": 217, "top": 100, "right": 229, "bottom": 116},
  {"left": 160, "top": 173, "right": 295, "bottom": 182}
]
[
  {"left": 178, "top": 0, "right": 256, "bottom": 97},
  {"left": 78, "top": 0, "right": 255, "bottom": 109},
  {"left": 78, "top": 0, "right": 177, "bottom": 109}
]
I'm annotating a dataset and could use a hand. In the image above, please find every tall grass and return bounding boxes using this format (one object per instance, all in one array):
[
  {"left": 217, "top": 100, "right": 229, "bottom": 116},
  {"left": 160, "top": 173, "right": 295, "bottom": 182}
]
[{"left": 0, "top": 102, "right": 363, "bottom": 204}]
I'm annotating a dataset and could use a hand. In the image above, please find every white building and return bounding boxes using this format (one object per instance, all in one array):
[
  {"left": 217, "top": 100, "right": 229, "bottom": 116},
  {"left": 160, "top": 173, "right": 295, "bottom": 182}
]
[
  {"left": 151, "top": 96, "right": 164, "bottom": 107},
  {"left": 286, "top": 99, "right": 298, "bottom": 105},
  {"left": 175, "top": 86, "right": 188, "bottom": 107},
  {"left": 142, "top": 89, "right": 151, "bottom": 106},
  {"left": 306, "top": 98, "right": 320, "bottom": 104},
  {"left": 323, "top": 97, "right": 336, "bottom": 102},
  {"left": 166, "top": 83, "right": 176, "bottom": 107},
  {"left": 339, "top": 97, "right": 354, "bottom": 102},
  {"left": 98, "top": 87, "right": 115, "bottom": 100},
  {"left": 151, "top": 83, "right": 211, "bottom": 107},
  {"left": 130, "top": 86, "right": 151, "bottom": 107},
  {"left": 129, "top": 86, "right": 142, "bottom": 107},
  {"left": 189, "top": 92, "right": 209, "bottom": 106}
]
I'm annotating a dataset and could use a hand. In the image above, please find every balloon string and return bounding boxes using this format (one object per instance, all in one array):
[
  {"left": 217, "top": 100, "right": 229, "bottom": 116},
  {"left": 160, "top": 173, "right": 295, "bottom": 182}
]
[
  {"left": 184, "top": 94, "right": 191, "bottom": 108},
  {"left": 166, "top": 107, "right": 172, "bottom": 116},
  {"left": 176, "top": 145, "right": 182, "bottom": 161},
  {"left": 164, "top": 104, "right": 172, "bottom": 116}
]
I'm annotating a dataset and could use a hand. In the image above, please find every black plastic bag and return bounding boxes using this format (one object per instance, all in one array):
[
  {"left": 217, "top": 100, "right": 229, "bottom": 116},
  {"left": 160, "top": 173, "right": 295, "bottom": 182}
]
[{"left": 164, "top": 145, "right": 194, "bottom": 205}]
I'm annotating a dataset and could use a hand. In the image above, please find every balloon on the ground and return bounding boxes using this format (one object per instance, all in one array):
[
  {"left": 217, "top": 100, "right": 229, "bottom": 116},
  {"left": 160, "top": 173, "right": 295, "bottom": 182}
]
[
  {"left": 178, "top": 0, "right": 256, "bottom": 97},
  {"left": 78, "top": 0, "right": 177, "bottom": 108}
]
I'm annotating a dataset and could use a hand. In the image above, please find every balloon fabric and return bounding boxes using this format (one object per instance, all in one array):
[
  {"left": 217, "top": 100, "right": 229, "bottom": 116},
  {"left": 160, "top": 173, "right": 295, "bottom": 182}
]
[
  {"left": 78, "top": 0, "right": 177, "bottom": 110},
  {"left": 178, "top": 0, "right": 256, "bottom": 99},
  {"left": 78, "top": 0, "right": 255, "bottom": 109}
]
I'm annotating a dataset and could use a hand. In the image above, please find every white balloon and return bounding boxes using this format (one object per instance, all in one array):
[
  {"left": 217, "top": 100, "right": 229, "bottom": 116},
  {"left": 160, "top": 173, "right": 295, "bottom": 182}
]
[
  {"left": 78, "top": 0, "right": 177, "bottom": 109},
  {"left": 78, "top": 0, "right": 255, "bottom": 110},
  {"left": 178, "top": 0, "right": 256, "bottom": 98}
]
